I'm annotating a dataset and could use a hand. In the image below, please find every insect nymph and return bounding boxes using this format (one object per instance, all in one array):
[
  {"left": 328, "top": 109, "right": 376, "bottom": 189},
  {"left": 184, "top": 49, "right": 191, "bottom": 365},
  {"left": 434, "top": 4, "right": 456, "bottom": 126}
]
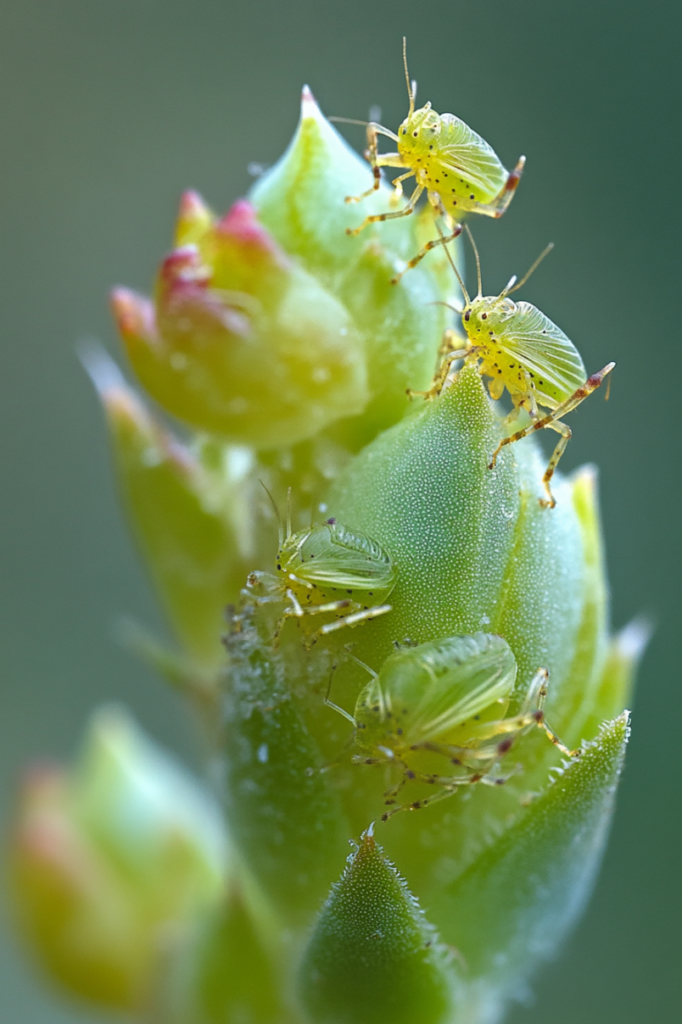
[
  {"left": 243, "top": 507, "right": 395, "bottom": 645},
  {"left": 340, "top": 39, "right": 525, "bottom": 283},
  {"left": 413, "top": 232, "right": 615, "bottom": 507},
  {"left": 326, "top": 632, "right": 577, "bottom": 819}
]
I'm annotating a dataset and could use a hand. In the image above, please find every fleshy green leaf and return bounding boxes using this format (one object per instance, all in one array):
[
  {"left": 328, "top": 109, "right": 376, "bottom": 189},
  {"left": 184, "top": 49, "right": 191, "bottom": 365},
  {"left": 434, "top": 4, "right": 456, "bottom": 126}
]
[
  {"left": 298, "top": 827, "right": 456, "bottom": 1024},
  {"left": 167, "top": 881, "right": 290, "bottom": 1024},
  {"left": 327, "top": 365, "right": 585, "bottom": 708},
  {"left": 430, "top": 713, "right": 630, "bottom": 1017},
  {"left": 86, "top": 349, "right": 250, "bottom": 671},
  {"left": 222, "top": 614, "right": 348, "bottom": 926}
]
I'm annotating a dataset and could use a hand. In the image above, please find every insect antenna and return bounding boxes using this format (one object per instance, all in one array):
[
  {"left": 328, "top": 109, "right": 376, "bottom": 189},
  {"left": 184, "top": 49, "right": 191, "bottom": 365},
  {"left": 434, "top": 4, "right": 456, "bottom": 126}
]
[
  {"left": 328, "top": 115, "right": 400, "bottom": 143},
  {"left": 427, "top": 300, "right": 465, "bottom": 315},
  {"left": 343, "top": 644, "right": 379, "bottom": 680},
  {"left": 464, "top": 225, "right": 483, "bottom": 298},
  {"left": 286, "top": 487, "right": 292, "bottom": 541},
  {"left": 324, "top": 663, "right": 356, "bottom": 727},
  {"left": 437, "top": 219, "right": 470, "bottom": 306},
  {"left": 259, "top": 480, "right": 283, "bottom": 548},
  {"left": 403, "top": 37, "right": 416, "bottom": 117},
  {"left": 503, "top": 242, "right": 555, "bottom": 297}
]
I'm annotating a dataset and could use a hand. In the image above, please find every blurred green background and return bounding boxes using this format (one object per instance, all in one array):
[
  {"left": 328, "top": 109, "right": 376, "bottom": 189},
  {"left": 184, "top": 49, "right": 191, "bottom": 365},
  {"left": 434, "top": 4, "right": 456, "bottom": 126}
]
[{"left": 0, "top": 0, "right": 679, "bottom": 1021}]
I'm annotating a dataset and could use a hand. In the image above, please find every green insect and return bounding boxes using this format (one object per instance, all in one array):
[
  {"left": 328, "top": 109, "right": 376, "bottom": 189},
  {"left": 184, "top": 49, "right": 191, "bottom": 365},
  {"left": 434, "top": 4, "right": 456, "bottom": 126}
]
[
  {"left": 325, "top": 632, "right": 577, "bottom": 819},
  {"left": 244, "top": 506, "right": 395, "bottom": 645},
  {"left": 412, "top": 230, "right": 615, "bottom": 507},
  {"left": 338, "top": 39, "right": 525, "bottom": 283}
]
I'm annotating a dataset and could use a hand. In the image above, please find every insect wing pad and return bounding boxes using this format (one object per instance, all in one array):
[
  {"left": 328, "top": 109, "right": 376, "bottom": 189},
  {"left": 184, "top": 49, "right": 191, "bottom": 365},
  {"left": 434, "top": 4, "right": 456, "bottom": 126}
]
[
  {"left": 493, "top": 302, "right": 587, "bottom": 407},
  {"left": 381, "top": 634, "right": 517, "bottom": 747},
  {"left": 433, "top": 114, "right": 508, "bottom": 202},
  {"left": 295, "top": 524, "right": 394, "bottom": 592}
]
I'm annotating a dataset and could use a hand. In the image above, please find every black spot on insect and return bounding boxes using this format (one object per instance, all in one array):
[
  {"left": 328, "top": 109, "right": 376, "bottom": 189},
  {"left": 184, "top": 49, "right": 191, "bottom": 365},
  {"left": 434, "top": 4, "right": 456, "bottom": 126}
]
[
  {"left": 397, "top": 728, "right": 403, "bottom": 736},
  {"left": 406, "top": 770, "right": 415, "bottom": 780},
  {"left": 474, "top": 715, "right": 480, "bottom": 720},
  {"left": 429, "top": 144, "right": 433, "bottom": 150},
  {"left": 469, "top": 194, "right": 475, "bottom": 199},
  {"left": 481, "top": 312, "right": 488, "bottom": 320},
  {"left": 413, "top": 131, "right": 418, "bottom": 137},
  {"left": 497, "top": 738, "right": 513, "bottom": 754},
  {"left": 326, "top": 517, "right": 336, "bottom": 525}
]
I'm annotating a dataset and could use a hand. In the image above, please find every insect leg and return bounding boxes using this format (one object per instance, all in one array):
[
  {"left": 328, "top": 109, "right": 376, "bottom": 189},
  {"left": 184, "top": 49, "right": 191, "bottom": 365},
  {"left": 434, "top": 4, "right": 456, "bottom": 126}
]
[
  {"left": 271, "top": 588, "right": 307, "bottom": 647},
  {"left": 345, "top": 183, "right": 424, "bottom": 237},
  {"left": 312, "top": 602, "right": 393, "bottom": 642},
  {"left": 381, "top": 766, "right": 516, "bottom": 821},
  {"left": 390, "top": 169, "right": 417, "bottom": 200},
  {"left": 468, "top": 670, "right": 579, "bottom": 758},
  {"left": 345, "top": 122, "right": 407, "bottom": 204},
  {"left": 286, "top": 571, "right": 315, "bottom": 591},
  {"left": 538, "top": 419, "right": 571, "bottom": 508},
  {"left": 407, "top": 347, "right": 470, "bottom": 400},
  {"left": 391, "top": 204, "right": 463, "bottom": 283},
  {"left": 466, "top": 155, "right": 527, "bottom": 219},
  {"left": 487, "top": 363, "right": 615, "bottom": 506}
]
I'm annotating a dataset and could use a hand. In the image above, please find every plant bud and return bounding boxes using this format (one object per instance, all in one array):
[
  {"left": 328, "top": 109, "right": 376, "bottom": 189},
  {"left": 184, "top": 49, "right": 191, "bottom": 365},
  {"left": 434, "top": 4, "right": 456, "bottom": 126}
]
[
  {"left": 9, "top": 708, "right": 226, "bottom": 1012},
  {"left": 113, "top": 199, "right": 368, "bottom": 448}
]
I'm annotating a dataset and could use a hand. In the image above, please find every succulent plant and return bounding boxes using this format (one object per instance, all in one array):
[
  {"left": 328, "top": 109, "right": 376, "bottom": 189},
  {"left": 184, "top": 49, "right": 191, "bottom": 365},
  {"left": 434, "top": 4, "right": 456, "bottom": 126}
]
[{"left": 10, "top": 83, "right": 646, "bottom": 1024}]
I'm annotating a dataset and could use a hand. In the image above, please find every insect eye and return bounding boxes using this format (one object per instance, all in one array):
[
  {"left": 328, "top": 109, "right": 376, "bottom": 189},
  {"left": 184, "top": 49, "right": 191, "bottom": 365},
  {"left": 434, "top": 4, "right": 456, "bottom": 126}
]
[
  {"left": 481, "top": 313, "right": 487, "bottom": 320},
  {"left": 464, "top": 310, "right": 471, "bottom": 322}
]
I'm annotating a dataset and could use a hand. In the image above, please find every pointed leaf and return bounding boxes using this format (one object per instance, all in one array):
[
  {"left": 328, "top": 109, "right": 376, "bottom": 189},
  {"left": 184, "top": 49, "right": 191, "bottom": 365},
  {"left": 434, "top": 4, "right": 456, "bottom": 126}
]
[
  {"left": 299, "top": 827, "right": 455, "bottom": 1024},
  {"left": 430, "top": 714, "right": 630, "bottom": 1000}
]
